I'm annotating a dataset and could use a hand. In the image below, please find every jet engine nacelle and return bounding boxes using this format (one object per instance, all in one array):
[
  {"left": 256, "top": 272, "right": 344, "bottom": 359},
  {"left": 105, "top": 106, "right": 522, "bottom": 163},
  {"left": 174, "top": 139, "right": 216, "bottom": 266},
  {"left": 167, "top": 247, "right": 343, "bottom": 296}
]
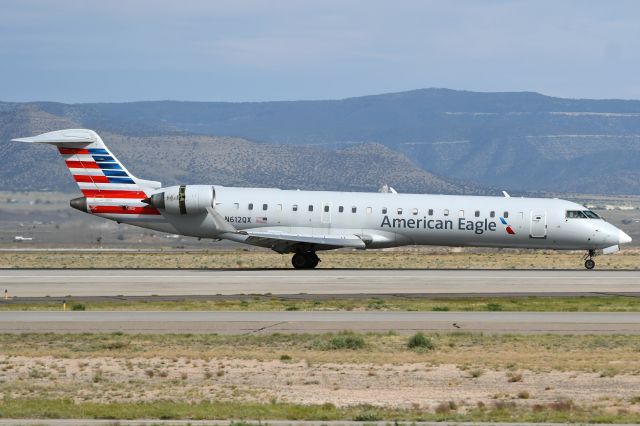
[{"left": 144, "top": 185, "right": 215, "bottom": 215}]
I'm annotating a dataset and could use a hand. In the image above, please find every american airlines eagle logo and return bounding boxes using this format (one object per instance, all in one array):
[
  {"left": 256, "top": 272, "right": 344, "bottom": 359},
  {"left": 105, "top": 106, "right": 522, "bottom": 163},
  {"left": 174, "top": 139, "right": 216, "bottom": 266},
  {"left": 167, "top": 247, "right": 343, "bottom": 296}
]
[{"left": 500, "top": 217, "right": 516, "bottom": 234}]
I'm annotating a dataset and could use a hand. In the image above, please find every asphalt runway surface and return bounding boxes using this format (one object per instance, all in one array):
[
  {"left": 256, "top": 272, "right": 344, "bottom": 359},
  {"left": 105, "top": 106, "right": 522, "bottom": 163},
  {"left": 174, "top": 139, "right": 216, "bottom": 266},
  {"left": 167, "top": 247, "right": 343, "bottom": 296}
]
[
  {"left": 1, "top": 421, "right": 630, "bottom": 426},
  {"left": 1, "top": 311, "right": 639, "bottom": 334},
  {"left": 1, "top": 269, "right": 639, "bottom": 297}
]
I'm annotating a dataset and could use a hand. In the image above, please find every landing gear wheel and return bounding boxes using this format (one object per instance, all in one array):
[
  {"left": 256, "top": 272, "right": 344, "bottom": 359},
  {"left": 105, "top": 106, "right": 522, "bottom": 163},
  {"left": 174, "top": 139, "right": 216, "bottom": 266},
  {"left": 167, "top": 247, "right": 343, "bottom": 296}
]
[
  {"left": 583, "top": 249, "right": 597, "bottom": 270},
  {"left": 291, "top": 253, "right": 308, "bottom": 269},
  {"left": 291, "top": 252, "right": 319, "bottom": 269}
]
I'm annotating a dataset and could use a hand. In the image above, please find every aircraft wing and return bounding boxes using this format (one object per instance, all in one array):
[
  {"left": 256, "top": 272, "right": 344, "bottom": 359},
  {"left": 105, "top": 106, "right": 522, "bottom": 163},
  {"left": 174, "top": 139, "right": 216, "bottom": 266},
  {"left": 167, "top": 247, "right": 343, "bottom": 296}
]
[{"left": 241, "top": 230, "right": 366, "bottom": 253}]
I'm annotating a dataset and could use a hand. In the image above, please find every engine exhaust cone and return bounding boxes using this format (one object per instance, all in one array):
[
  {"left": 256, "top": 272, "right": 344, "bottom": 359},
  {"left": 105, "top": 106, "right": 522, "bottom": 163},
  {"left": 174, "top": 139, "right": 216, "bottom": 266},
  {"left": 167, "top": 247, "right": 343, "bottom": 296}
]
[{"left": 69, "top": 197, "right": 88, "bottom": 213}]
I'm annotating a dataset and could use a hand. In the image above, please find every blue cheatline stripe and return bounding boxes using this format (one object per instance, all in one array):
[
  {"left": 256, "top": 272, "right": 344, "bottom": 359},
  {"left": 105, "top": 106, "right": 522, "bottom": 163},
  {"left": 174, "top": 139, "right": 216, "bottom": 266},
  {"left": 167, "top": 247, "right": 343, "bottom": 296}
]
[
  {"left": 500, "top": 217, "right": 507, "bottom": 225},
  {"left": 103, "top": 170, "right": 128, "bottom": 177},
  {"left": 92, "top": 155, "right": 115, "bottom": 162},
  {"left": 98, "top": 163, "right": 122, "bottom": 170},
  {"left": 88, "top": 148, "right": 109, "bottom": 155},
  {"left": 107, "top": 177, "right": 136, "bottom": 184}
]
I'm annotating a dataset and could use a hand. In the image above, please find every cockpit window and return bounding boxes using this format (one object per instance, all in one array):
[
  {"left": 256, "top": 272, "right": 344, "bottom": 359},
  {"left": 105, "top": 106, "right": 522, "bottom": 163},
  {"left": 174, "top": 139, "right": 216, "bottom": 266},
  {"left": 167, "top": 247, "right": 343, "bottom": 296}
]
[
  {"left": 583, "top": 210, "right": 600, "bottom": 219},
  {"left": 566, "top": 210, "right": 587, "bottom": 219}
]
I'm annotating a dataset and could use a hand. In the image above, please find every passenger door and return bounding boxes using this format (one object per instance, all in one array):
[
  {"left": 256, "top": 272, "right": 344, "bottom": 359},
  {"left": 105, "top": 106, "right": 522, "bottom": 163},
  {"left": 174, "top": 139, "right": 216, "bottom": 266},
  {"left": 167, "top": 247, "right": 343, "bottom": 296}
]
[{"left": 530, "top": 211, "right": 547, "bottom": 238}]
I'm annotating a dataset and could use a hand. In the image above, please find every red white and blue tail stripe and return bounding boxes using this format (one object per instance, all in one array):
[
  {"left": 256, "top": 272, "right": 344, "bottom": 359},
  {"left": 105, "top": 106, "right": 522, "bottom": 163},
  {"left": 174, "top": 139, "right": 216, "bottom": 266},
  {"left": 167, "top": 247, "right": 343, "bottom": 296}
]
[{"left": 12, "top": 129, "right": 162, "bottom": 218}]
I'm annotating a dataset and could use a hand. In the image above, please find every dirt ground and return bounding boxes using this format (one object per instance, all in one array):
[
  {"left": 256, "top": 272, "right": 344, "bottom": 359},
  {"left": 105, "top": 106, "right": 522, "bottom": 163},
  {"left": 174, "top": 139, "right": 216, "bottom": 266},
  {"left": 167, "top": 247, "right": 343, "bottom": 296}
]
[
  {"left": 1, "top": 355, "right": 639, "bottom": 414},
  {"left": 0, "top": 248, "right": 638, "bottom": 269}
]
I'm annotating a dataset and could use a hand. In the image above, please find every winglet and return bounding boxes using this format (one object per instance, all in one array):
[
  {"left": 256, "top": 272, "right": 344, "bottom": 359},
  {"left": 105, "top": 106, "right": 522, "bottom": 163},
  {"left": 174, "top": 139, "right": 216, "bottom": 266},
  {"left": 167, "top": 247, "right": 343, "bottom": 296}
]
[{"left": 502, "top": 191, "right": 511, "bottom": 198}]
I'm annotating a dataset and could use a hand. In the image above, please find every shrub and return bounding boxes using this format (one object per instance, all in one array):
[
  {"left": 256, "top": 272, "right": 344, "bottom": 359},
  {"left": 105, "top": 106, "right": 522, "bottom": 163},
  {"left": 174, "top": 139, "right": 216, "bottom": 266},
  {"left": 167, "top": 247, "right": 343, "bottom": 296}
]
[
  {"left": 435, "top": 401, "right": 457, "bottom": 414},
  {"left": 469, "top": 369, "right": 484, "bottom": 378},
  {"left": 517, "top": 390, "right": 530, "bottom": 399},
  {"left": 486, "top": 303, "right": 503, "bottom": 311},
  {"left": 279, "top": 354, "right": 292, "bottom": 361},
  {"left": 353, "top": 411, "right": 381, "bottom": 421},
  {"left": 493, "top": 400, "right": 516, "bottom": 410},
  {"left": 407, "top": 332, "right": 434, "bottom": 350},
  {"left": 432, "top": 306, "right": 450, "bottom": 311},
  {"left": 548, "top": 399, "right": 574, "bottom": 411},
  {"left": 313, "top": 332, "right": 365, "bottom": 350},
  {"left": 507, "top": 372, "right": 523, "bottom": 382},
  {"left": 329, "top": 334, "right": 365, "bottom": 350},
  {"left": 71, "top": 303, "right": 86, "bottom": 311}
]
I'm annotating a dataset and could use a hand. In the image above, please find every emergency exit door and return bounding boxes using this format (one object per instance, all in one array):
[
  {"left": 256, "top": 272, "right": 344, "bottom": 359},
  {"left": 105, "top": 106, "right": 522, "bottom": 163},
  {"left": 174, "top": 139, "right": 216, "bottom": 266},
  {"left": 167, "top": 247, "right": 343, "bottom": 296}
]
[{"left": 530, "top": 211, "right": 547, "bottom": 238}]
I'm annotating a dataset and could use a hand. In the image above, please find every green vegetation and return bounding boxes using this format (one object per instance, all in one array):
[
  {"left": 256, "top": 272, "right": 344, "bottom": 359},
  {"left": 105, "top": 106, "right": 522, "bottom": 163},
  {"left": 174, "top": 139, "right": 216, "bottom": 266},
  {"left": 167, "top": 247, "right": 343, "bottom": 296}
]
[
  {"left": 0, "top": 398, "right": 638, "bottom": 423},
  {"left": 407, "top": 332, "right": 434, "bottom": 350},
  {"left": 1, "top": 332, "right": 639, "bottom": 372},
  {"left": 4, "top": 295, "right": 640, "bottom": 312}
]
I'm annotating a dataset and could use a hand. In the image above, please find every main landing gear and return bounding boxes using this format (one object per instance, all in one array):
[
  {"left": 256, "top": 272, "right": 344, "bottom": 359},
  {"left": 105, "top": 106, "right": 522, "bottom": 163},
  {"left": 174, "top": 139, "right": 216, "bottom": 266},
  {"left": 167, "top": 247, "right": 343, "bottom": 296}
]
[
  {"left": 584, "top": 249, "right": 596, "bottom": 270},
  {"left": 291, "top": 252, "right": 320, "bottom": 269}
]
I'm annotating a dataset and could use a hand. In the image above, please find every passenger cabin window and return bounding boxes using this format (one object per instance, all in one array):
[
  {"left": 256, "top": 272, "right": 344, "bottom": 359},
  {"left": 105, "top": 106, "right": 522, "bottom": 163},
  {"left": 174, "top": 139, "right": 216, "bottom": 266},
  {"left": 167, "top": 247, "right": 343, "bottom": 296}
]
[
  {"left": 366, "top": 207, "right": 372, "bottom": 214},
  {"left": 397, "top": 208, "right": 403, "bottom": 215},
  {"left": 248, "top": 203, "right": 253, "bottom": 210},
  {"left": 339, "top": 206, "right": 344, "bottom": 213},
  {"left": 503, "top": 211, "right": 509, "bottom": 218},
  {"left": 308, "top": 205, "right": 314, "bottom": 212},
  {"left": 234, "top": 203, "right": 239, "bottom": 210},
  {"left": 262, "top": 204, "right": 268, "bottom": 211},
  {"left": 428, "top": 209, "right": 433, "bottom": 216},
  {"left": 292, "top": 204, "right": 298, "bottom": 212},
  {"left": 324, "top": 205, "right": 330, "bottom": 213},
  {"left": 352, "top": 206, "right": 357, "bottom": 213},
  {"left": 382, "top": 207, "right": 387, "bottom": 214},
  {"left": 412, "top": 208, "right": 418, "bottom": 215},
  {"left": 490, "top": 211, "right": 495, "bottom": 218},
  {"left": 475, "top": 210, "right": 480, "bottom": 217},
  {"left": 444, "top": 209, "right": 449, "bottom": 216}
]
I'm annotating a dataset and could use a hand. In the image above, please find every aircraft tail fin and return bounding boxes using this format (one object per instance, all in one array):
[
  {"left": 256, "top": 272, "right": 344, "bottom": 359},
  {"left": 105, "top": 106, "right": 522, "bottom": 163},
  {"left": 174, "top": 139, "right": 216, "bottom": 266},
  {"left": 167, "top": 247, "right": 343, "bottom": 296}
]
[{"left": 12, "top": 129, "right": 162, "bottom": 215}]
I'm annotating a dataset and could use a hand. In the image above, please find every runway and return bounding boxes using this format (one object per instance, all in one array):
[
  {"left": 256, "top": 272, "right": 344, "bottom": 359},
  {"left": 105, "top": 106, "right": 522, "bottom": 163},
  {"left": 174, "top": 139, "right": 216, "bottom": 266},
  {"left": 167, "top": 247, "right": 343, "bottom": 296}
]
[
  {"left": 1, "top": 269, "right": 639, "bottom": 297},
  {"left": 1, "top": 311, "right": 639, "bottom": 334}
]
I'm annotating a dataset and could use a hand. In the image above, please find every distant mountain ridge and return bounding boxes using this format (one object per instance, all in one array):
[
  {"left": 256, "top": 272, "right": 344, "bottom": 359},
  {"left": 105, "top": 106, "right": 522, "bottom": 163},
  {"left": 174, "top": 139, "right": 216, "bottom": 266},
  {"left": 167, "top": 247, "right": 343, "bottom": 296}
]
[
  {"left": 0, "top": 105, "right": 469, "bottom": 194},
  {"left": 2, "top": 88, "right": 640, "bottom": 194}
]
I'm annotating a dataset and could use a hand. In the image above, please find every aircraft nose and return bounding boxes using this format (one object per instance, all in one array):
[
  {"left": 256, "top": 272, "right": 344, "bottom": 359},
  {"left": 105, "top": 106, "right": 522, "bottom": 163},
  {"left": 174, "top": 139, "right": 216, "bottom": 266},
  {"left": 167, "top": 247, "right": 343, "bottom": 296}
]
[{"left": 619, "top": 229, "right": 632, "bottom": 245}]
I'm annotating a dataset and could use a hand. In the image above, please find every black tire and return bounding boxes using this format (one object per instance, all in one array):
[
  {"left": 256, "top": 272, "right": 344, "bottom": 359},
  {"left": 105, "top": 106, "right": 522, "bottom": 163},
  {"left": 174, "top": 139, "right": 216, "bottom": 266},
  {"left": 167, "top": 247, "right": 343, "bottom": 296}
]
[
  {"left": 585, "top": 259, "right": 595, "bottom": 270},
  {"left": 291, "top": 253, "right": 308, "bottom": 269},
  {"left": 291, "top": 252, "right": 319, "bottom": 269}
]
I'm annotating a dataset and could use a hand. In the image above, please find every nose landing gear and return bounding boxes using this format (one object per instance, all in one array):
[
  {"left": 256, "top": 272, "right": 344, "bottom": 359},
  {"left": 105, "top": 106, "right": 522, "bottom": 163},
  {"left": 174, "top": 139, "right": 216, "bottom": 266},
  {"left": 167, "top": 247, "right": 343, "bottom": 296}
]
[
  {"left": 583, "top": 249, "right": 596, "bottom": 270},
  {"left": 291, "top": 251, "right": 320, "bottom": 269}
]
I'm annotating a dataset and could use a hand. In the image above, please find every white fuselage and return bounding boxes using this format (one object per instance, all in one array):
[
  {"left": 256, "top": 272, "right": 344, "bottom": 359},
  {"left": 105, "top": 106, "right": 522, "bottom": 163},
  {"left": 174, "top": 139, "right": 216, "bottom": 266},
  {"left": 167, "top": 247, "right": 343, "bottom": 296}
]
[{"left": 107, "top": 185, "right": 628, "bottom": 252}]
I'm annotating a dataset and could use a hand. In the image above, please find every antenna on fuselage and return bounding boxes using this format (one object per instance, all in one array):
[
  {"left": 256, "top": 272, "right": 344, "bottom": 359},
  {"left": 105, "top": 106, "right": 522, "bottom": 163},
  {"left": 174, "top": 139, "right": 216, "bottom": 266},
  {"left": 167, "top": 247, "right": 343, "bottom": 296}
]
[{"left": 379, "top": 184, "right": 398, "bottom": 194}]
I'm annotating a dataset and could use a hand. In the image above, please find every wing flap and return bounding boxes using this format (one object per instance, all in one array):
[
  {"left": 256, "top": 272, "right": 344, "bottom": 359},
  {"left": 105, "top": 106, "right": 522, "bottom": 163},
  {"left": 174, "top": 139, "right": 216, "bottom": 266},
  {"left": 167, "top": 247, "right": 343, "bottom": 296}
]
[{"left": 243, "top": 230, "right": 366, "bottom": 252}]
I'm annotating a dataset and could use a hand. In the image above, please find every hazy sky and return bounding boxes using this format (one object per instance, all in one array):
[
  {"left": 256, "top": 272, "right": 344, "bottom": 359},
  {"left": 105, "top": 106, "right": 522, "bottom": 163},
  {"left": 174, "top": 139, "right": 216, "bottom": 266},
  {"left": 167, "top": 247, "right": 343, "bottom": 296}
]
[{"left": 1, "top": 0, "right": 640, "bottom": 102}]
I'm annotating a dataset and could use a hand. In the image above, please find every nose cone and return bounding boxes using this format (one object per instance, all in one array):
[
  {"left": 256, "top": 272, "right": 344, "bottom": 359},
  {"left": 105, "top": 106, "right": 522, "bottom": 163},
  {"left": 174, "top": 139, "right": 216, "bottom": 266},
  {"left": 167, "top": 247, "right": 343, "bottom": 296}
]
[{"left": 619, "top": 229, "right": 632, "bottom": 245}]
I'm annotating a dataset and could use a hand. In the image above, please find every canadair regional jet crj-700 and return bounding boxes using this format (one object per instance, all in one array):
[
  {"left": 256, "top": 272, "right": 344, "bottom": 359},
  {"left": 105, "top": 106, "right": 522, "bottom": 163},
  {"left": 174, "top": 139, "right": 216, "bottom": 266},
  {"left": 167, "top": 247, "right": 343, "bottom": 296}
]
[{"left": 13, "top": 129, "right": 632, "bottom": 269}]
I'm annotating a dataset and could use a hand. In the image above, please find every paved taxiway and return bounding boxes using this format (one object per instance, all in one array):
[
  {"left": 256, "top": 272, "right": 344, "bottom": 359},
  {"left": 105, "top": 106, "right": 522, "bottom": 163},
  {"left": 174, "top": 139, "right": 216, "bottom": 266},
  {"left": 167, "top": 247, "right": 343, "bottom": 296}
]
[
  {"left": 1, "top": 269, "right": 639, "bottom": 297},
  {"left": 1, "top": 311, "right": 639, "bottom": 334}
]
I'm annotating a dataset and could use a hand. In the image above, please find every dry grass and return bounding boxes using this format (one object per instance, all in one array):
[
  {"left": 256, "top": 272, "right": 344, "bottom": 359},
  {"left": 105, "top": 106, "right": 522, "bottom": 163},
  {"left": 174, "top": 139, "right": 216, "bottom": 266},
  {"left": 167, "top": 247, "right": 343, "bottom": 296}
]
[
  {"left": 0, "top": 332, "right": 640, "bottom": 422},
  {"left": 3, "top": 294, "right": 640, "bottom": 312},
  {"left": 1, "top": 332, "right": 639, "bottom": 373},
  {"left": 0, "top": 248, "right": 638, "bottom": 269}
]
